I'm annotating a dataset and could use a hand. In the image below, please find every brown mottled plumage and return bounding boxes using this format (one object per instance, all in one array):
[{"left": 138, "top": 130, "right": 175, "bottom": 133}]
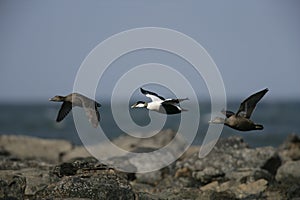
[
  {"left": 210, "top": 88, "right": 268, "bottom": 131},
  {"left": 49, "top": 93, "right": 101, "bottom": 128}
]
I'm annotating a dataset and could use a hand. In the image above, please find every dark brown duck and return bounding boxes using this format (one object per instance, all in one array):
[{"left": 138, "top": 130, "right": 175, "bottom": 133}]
[
  {"left": 49, "top": 93, "right": 101, "bottom": 128},
  {"left": 210, "top": 88, "right": 268, "bottom": 131}
]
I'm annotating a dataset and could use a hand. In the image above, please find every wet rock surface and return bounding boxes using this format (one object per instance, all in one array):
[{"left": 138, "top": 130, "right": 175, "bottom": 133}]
[{"left": 0, "top": 133, "right": 300, "bottom": 199}]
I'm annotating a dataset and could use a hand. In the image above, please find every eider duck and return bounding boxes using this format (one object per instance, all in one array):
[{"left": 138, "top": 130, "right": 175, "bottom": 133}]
[
  {"left": 131, "top": 88, "right": 188, "bottom": 114},
  {"left": 209, "top": 88, "right": 268, "bottom": 131},
  {"left": 49, "top": 93, "right": 101, "bottom": 128}
]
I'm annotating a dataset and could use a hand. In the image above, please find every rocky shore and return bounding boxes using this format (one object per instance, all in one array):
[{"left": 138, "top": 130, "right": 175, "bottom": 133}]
[{"left": 1, "top": 131, "right": 300, "bottom": 200}]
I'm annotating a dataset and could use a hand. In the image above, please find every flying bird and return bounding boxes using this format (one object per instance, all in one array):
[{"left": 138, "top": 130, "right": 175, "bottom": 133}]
[
  {"left": 49, "top": 93, "right": 101, "bottom": 128},
  {"left": 209, "top": 88, "right": 268, "bottom": 131},
  {"left": 131, "top": 88, "right": 188, "bottom": 114}
]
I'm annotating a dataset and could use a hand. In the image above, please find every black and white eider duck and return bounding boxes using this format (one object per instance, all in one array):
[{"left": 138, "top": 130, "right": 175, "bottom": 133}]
[
  {"left": 49, "top": 93, "right": 101, "bottom": 128},
  {"left": 131, "top": 88, "right": 188, "bottom": 114},
  {"left": 209, "top": 88, "right": 268, "bottom": 131}
]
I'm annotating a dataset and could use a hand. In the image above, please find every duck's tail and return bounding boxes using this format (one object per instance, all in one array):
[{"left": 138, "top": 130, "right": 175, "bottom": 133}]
[
  {"left": 180, "top": 108, "right": 188, "bottom": 112},
  {"left": 178, "top": 97, "right": 189, "bottom": 102},
  {"left": 255, "top": 124, "right": 264, "bottom": 130}
]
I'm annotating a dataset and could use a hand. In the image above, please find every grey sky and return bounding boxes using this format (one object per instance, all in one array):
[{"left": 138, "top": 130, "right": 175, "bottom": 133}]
[{"left": 0, "top": 1, "right": 299, "bottom": 102}]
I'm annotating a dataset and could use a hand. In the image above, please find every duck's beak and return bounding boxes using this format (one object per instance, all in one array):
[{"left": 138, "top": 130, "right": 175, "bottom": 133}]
[
  {"left": 49, "top": 96, "right": 58, "bottom": 101},
  {"left": 131, "top": 104, "right": 137, "bottom": 108},
  {"left": 208, "top": 117, "right": 225, "bottom": 124}
]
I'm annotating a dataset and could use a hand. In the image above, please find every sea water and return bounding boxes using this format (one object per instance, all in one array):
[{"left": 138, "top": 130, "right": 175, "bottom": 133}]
[{"left": 0, "top": 101, "right": 299, "bottom": 147}]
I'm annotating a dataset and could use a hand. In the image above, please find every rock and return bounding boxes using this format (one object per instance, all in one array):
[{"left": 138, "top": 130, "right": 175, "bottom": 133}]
[
  {"left": 0, "top": 135, "right": 72, "bottom": 163},
  {"left": 0, "top": 156, "right": 138, "bottom": 199},
  {"left": 217, "top": 181, "right": 236, "bottom": 192},
  {"left": 112, "top": 129, "right": 181, "bottom": 151},
  {"left": 35, "top": 157, "right": 135, "bottom": 199},
  {"left": 286, "top": 184, "right": 300, "bottom": 199},
  {"left": 85, "top": 129, "right": 188, "bottom": 173},
  {"left": 214, "top": 136, "right": 249, "bottom": 150},
  {"left": 37, "top": 172, "right": 135, "bottom": 199},
  {"left": 0, "top": 173, "right": 26, "bottom": 200},
  {"left": 36, "top": 171, "right": 135, "bottom": 199},
  {"left": 179, "top": 145, "right": 200, "bottom": 161},
  {"left": 21, "top": 168, "right": 50, "bottom": 196},
  {"left": 0, "top": 146, "right": 10, "bottom": 157},
  {"left": 264, "top": 189, "right": 285, "bottom": 200},
  {"left": 234, "top": 179, "right": 268, "bottom": 199},
  {"left": 0, "top": 168, "right": 50, "bottom": 196},
  {"left": 0, "top": 157, "right": 54, "bottom": 197},
  {"left": 200, "top": 181, "right": 219, "bottom": 191},
  {"left": 176, "top": 136, "right": 280, "bottom": 184},
  {"left": 200, "top": 178, "right": 268, "bottom": 199},
  {"left": 278, "top": 134, "right": 300, "bottom": 162},
  {"left": 201, "top": 190, "right": 237, "bottom": 200},
  {"left": 62, "top": 146, "right": 91, "bottom": 162},
  {"left": 52, "top": 157, "right": 107, "bottom": 178},
  {"left": 226, "top": 168, "right": 274, "bottom": 184},
  {"left": 2, "top": 134, "right": 300, "bottom": 199},
  {"left": 150, "top": 187, "right": 206, "bottom": 200},
  {"left": 0, "top": 156, "right": 51, "bottom": 170},
  {"left": 174, "top": 167, "right": 191, "bottom": 178},
  {"left": 63, "top": 129, "right": 187, "bottom": 173},
  {"left": 276, "top": 160, "right": 300, "bottom": 184},
  {"left": 261, "top": 153, "right": 282, "bottom": 176},
  {"left": 192, "top": 166, "right": 225, "bottom": 184},
  {"left": 135, "top": 171, "right": 162, "bottom": 186}
]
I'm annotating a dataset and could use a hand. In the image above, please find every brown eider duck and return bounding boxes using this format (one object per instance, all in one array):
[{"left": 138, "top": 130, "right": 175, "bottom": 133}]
[
  {"left": 49, "top": 93, "right": 101, "bottom": 128},
  {"left": 209, "top": 88, "right": 268, "bottom": 131}
]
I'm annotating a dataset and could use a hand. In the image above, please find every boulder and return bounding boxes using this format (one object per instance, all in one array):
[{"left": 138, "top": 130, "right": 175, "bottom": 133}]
[
  {"left": 1, "top": 134, "right": 300, "bottom": 199},
  {"left": 0, "top": 173, "right": 26, "bottom": 200},
  {"left": 35, "top": 157, "right": 135, "bottom": 199},
  {"left": 200, "top": 179, "right": 268, "bottom": 199},
  {"left": 276, "top": 160, "right": 300, "bottom": 184},
  {"left": 278, "top": 134, "right": 300, "bottom": 162},
  {"left": 0, "top": 135, "right": 72, "bottom": 163},
  {"left": 176, "top": 136, "right": 281, "bottom": 184}
]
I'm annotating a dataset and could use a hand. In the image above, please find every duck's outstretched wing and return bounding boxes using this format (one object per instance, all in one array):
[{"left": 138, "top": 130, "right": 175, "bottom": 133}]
[
  {"left": 163, "top": 98, "right": 189, "bottom": 105},
  {"left": 160, "top": 103, "right": 183, "bottom": 114},
  {"left": 236, "top": 88, "right": 268, "bottom": 118},
  {"left": 79, "top": 97, "right": 100, "bottom": 128},
  {"left": 221, "top": 109, "right": 235, "bottom": 118},
  {"left": 56, "top": 102, "right": 72, "bottom": 122},
  {"left": 140, "top": 88, "right": 165, "bottom": 102},
  {"left": 83, "top": 105, "right": 100, "bottom": 128}
]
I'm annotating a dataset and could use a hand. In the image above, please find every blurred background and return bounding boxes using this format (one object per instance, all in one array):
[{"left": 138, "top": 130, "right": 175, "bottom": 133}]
[{"left": 0, "top": 1, "right": 299, "bottom": 147}]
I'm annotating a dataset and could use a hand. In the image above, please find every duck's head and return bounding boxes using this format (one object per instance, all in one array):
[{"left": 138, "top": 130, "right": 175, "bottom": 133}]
[
  {"left": 49, "top": 95, "right": 65, "bottom": 102},
  {"left": 209, "top": 117, "right": 225, "bottom": 124},
  {"left": 131, "top": 101, "right": 148, "bottom": 108}
]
